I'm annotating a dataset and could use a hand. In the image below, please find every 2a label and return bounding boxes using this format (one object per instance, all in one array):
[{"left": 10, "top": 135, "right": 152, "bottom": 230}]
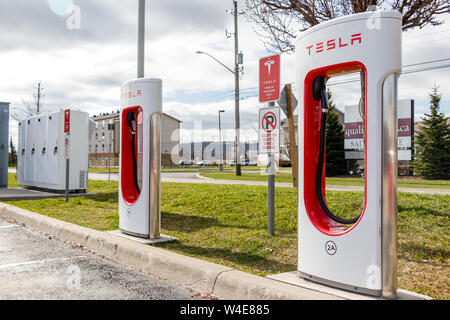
[{"left": 325, "top": 241, "right": 337, "bottom": 255}]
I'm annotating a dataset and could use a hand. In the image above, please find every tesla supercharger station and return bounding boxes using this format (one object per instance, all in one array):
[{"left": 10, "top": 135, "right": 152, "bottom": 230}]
[
  {"left": 296, "top": 11, "right": 401, "bottom": 298},
  {"left": 119, "top": 78, "right": 162, "bottom": 239}
]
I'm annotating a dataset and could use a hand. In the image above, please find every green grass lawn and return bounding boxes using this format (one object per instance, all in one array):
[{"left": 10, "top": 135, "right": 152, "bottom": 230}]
[
  {"left": 200, "top": 172, "right": 450, "bottom": 190},
  {"left": 4, "top": 173, "right": 449, "bottom": 299}
]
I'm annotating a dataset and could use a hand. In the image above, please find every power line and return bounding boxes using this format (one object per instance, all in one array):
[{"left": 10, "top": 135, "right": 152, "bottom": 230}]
[
  {"left": 402, "top": 25, "right": 450, "bottom": 41},
  {"left": 404, "top": 36, "right": 450, "bottom": 47},
  {"left": 403, "top": 58, "right": 450, "bottom": 68},
  {"left": 201, "top": 59, "right": 450, "bottom": 101},
  {"left": 328, "top": 63, "right": 450, "bottom": 86}
]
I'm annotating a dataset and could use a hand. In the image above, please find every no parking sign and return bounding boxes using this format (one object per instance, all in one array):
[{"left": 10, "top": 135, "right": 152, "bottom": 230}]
[
  {"left": 63, "top": 133, "right": 70, "bottom": 159},
  {"left": 259, "top": 107, "right": 280, "bottom": 154}
]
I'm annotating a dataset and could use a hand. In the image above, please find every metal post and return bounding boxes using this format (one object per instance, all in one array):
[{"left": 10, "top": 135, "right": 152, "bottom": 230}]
[
  {"left": 0, "top": 103, "right": 10, "bottom": 189},
  {"left": 65, "top": 158, "right": 70, "bottom": 202},
  {"left": 381, "top": 73, "right": 399, "bottom": 299},
  {"left": 267, "top": 101, "right": 275, "bottom": 236},
  {"left": 108, "top": 122, "right": 112, "bottom": 181},
  {"left": 137, "top": 0, "right": 145, "bottom": 78},
  {"left": 149, "top": 112, "right": 161, "bottom": 239},
  {"left": 233, "top": 0, "right": 241, "bottom": 176},
  {"left": 268, "top": 153, "right": 275, "bottom": 236},
  {"left": 36, "top": 82, "right": 41, "bottom": 114},
  {"left": 219, "top": 110, "right": 224, "bottom": 172}
]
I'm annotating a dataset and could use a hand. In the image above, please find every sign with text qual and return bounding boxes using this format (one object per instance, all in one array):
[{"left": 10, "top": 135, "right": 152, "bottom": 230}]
[{"left": 344, "top": 99, "right": 414, "bottom": 161}]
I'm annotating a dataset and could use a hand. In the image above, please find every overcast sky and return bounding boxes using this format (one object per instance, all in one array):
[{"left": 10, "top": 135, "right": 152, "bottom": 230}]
[{"left": 1, "top": 0, "right": 449, "bottom": 145}]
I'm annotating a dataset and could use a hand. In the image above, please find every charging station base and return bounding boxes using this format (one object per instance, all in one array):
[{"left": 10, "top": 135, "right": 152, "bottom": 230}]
[
  {"left": 106, "top": 230, "right": 177, "bottom": 245},
  {"left": 266, "top": 271, "right": 432, "bottom": 300}
]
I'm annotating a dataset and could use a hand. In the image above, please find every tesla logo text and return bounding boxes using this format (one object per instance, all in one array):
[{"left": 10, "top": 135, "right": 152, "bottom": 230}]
[
  {"left": 264, "top": 59, "right": 275, "bottom": 75},
  {"left": 122, "top": 90, "right": 142, "bottom": 99},
  {"left": 306, "top": 33, "right": 362, "bottom": 56}
]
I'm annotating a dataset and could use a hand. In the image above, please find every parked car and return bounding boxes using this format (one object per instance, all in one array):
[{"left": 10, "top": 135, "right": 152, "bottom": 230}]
[
  {"left": 196, "top": 160, "right": 211, "bottom": 167},
  {"left": 179, "top": 160, "right": 192, "bottom": 166}
]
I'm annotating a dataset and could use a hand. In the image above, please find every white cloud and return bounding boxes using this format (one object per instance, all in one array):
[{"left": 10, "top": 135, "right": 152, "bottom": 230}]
[{"left": 1, "top": 1, "right": 449, "bottom": 148}]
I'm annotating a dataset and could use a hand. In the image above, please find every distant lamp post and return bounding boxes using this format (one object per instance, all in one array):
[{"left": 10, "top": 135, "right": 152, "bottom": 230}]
[
  {"left": 107, "top": 120, "right": 114, "bottom": 181},
  {"left": 218, "top": 110, "right": 225, "bottom": 172}
]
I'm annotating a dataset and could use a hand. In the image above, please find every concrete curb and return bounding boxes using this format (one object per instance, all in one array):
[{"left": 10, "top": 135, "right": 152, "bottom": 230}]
[
  {"left": 0, "top": 202, "right": 341, "bottom": 300},
  {"left": 195, "top": 173, "right": 213, "bottom": 180}
]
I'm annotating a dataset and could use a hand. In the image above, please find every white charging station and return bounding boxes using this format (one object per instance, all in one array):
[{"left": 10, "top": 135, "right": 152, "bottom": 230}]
[
  {"left": 296, "top": 11, "right": 401, "bottom": 298},
  {"left": 119, "top": 78, "right": 162, "bottom": 239}
]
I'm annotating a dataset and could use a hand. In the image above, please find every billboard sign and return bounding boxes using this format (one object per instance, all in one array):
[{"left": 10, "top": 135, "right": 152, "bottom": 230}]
[{"left": 344, "top": 99, "right": 414, "bottom": 160}]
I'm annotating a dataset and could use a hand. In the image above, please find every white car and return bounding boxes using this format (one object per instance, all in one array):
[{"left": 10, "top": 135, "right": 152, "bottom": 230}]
[{"left": 197, "top": 160, "right": 211, "bottom": 167}]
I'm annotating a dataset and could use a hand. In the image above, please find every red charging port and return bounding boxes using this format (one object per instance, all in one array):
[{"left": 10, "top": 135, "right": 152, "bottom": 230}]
[
  {"left": 303, "top": 61, "right": 367, "bottom": 236},
  {"left": 121, "top": 106, "right": 143, "bottom": 205}
]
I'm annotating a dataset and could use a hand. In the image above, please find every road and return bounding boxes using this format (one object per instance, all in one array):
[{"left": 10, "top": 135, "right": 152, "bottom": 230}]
[{"left": 0, "top": 217, "right": 197, "bottom": 300}]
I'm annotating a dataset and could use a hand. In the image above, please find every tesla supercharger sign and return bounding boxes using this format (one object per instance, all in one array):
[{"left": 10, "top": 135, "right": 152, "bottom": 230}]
[
  {"left": 259, "top": 55, "right": 281, "bottom": 103},
  {"left": 63, "top": 109, "right": 70, "bottom": 160}
]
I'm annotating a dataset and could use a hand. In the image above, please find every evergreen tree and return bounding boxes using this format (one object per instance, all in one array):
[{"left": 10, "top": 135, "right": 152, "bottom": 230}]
[
  {"left": 414, "top": 85, "right": 450, "bottom": 179},
  {"left": 9, "top": 136, "right": 17, "bottom": 166},
  {"left": 325, "top": 89, "right": 346, "bottom": 176}
]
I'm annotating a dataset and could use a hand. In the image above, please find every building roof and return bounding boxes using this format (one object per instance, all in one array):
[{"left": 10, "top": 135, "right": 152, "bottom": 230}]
[{"left": 162, "top": 113, "right": 182, "bottom": 123}]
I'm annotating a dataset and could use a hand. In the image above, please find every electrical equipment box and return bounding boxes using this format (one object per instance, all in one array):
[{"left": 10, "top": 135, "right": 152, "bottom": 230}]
[
  {"left": 17, "top": 110, "right": 89, "bottom": 192},
  {"left": 0, "top": 102, "right": 9, "bottom": 188}
]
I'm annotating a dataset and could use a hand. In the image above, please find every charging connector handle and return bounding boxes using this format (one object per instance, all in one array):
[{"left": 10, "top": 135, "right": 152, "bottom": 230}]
[
  {"left": 127, "top": 112, "right": 141, "bottom": 194},
  {"left": 313, "top": 76, "right": 360, "bottom": 225}
]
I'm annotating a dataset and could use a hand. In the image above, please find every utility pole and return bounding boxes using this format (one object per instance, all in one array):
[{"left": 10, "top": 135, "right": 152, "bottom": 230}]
[
  {"left": 36, "top": 82, "right": 41, "bottom": 114},
  {"left": 233, "top": 0, "right": 241, "bottom": 176},
  {"left": 138, "top": 0, "right": 145, "bottom": 78}
]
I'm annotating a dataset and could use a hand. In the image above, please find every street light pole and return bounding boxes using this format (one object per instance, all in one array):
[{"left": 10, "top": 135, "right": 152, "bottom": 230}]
[
  {"left": 195, "top": 51, "right": 234, "bottom": 74},
  {"left": 107, "top": 120, "right": 113, "bottom": 181},
  {"left": 138, "top": 0, "right": 145, "bottom": 78},
  {"left": 233, "top": 0, "right": 241, "bottom": 176},
  {"left": 218, "top": 110, "right": 225, "bottom": 172},
  {"left": 195, "top": 0, "right": 242, "bottom": 176}
]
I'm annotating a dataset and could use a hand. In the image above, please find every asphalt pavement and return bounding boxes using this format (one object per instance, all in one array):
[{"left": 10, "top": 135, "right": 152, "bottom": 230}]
[{"left": 0, "top": 217, "right": 197, "bottom": 300}]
